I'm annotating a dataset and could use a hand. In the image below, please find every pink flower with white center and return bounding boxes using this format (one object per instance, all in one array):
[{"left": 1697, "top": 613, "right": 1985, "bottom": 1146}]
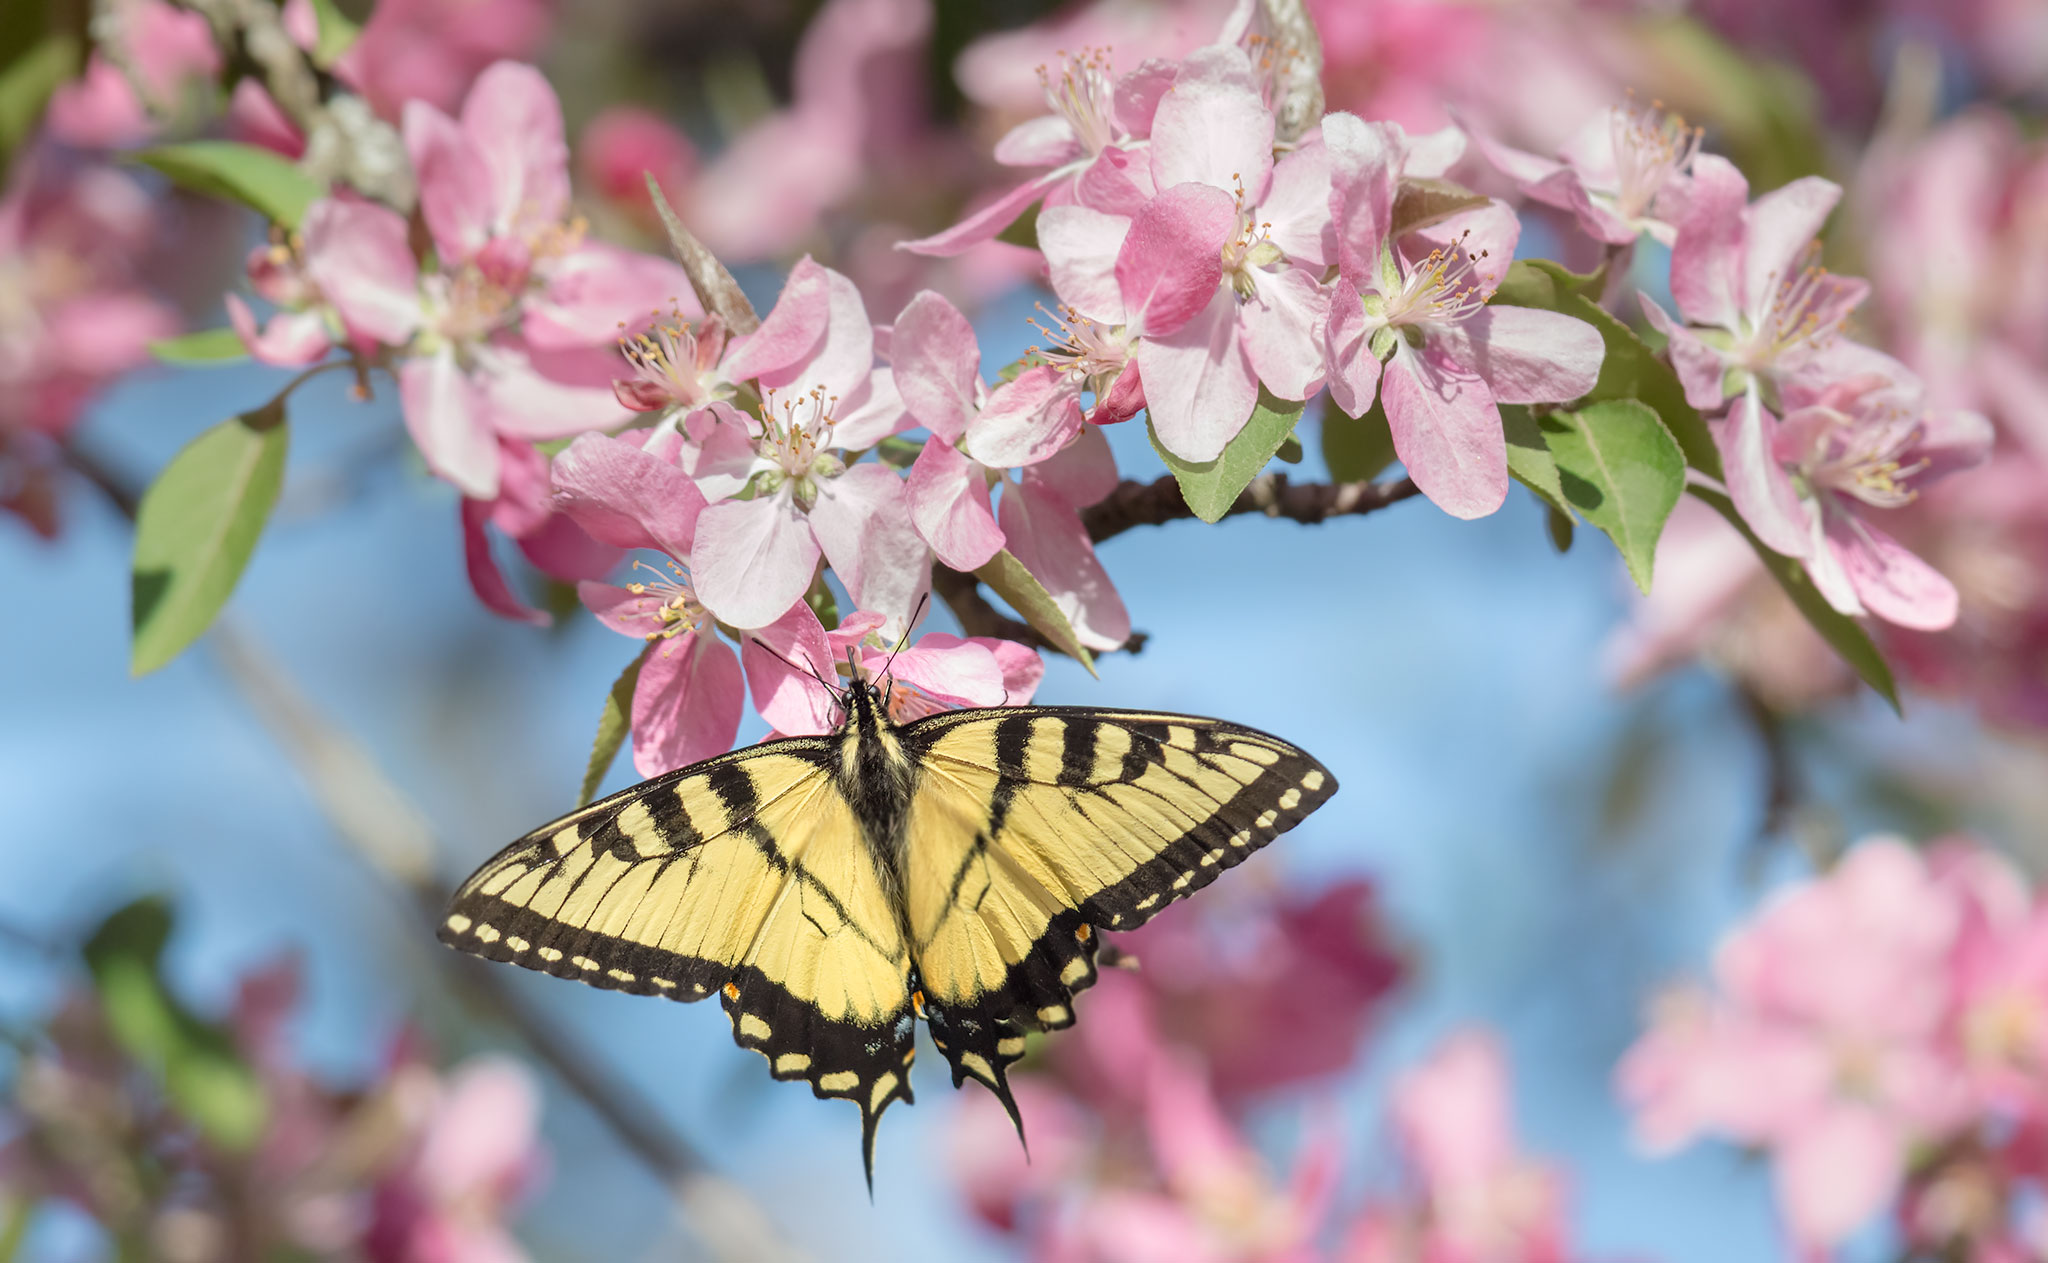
[
  {"left": 1322, "top": 112, "right": 1604, "bottom": 519},
  {"left": 679, "top": 258, "right": 924, "bottom": 632},
  {"left": 1618, "top": 839, "right": 1981, "bottom": 1251},
  {"left": 1347, "top": 1030, "right": 1569, "bottom": 1263},
  {"left": 900, "top": 44, "right": 1173, "bottom": 257},
  {"left": 1035, "top": 44, "right": 1334, "bottom": 462},
  {"left": 1466, "top": 97, "right": 1702, "bottom": 247},
  {"left": 894, "top": 290, "right": 1131, "bottom": 651},
  {"left": 1762, "top": 378, "right": 1993, "bottom": 630},
  {"left": 226, "top": 234, "right": 340, "bottom": 368},
  {"left": 1639, "top": 154, "right": 1884, "bottom": 557},
  {"left": 548, "top": 431, "right": 750, "bottom": 775},
  {"left": 1027, "top": 299, "right": 1147, "bottom": 425},
  {"left": 612, "top": 311, "right": 731, "bottom": 417}
]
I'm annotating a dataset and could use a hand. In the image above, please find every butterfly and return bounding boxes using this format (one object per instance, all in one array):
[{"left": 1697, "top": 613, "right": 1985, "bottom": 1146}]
[{"left": 438, "top": 667, "right": 1336, "bottom": 1187}]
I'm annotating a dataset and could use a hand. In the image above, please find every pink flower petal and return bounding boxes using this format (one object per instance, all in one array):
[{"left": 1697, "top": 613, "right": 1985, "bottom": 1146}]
[
  {"left": 1464, "top": 120, "right": 1568, "bottom": 188},
  {"left": 691, "top": 489, "right": 821, "bottom": 629},
  {"left": 992, "top": 114, "right": 1080, "bottom": 167},
  {"left": 1322, "top": 277, "right": 1382, "bottom": 419},
  {"left": 906, "top": 438, "right": 1004, "bottom": 571},
  {"left": 549, "top": 432, "right": 706, "bottom": 557},
  {"left": 302, "top": 198, "right": 421, "bottom": 347},
  {"left": 1241, "top": 267, "right": 1329, "bottom": 401},
  {"left": 1116, "top": 182, "right": 1235, "bottom": 339},
  {"left": 1074, "top": 146, "right": 1155, "bottom": 217},
  {"left": 884, "top": 633, "right": 1005, "bottom": 708},
  {"left": 1670, "top": 154, "right": 1748, "bottom": 329},
  {"left": 1322, "top": 112, "right": 1398, "bottom": 288},
  {"left": 1916, "top": 408, "right": 1995, "bottom": 479},
  {"left": 460, "top": 61, "right": 571, "bottom": 237},
  {"left": 1002, "top": 468, "right": 1130, "bottom": 651},
  {"left": 1824, "top": 506, "right": 1960, "bottom": 631},
  {"left": 1715, "top": 392, "right": 1815, "bottom": 558},
  {"left": 460, "top": 498, "right": 548, "bottom": 625},
  {"left": 811, "top": 462, "right": 930, "bottom": 633},
  {"left": 892, "top": 290, "right": 982, "bottom": 443},
  {"left": 1402, "top": 200, "right": 1518, "bottom": 301},
  {"left": 679, "top": 401, "right": 761, "bottom": 501},
  {"left": 632, "top": 630, "right": 744, "bottom": 775},
  {"left": 401, "top": 349, "right": 499, "bottom": 499},
  {"left": 475, "top": 342, "right": 631, "bottom": 440},
  {"left": 826, "top": 366, "right": 910, "bottom": 451},
  {"left": 967, "top": 366, "right": 1084, "bottom": 468},
  {"left": 1038, "top": 204, "right": 1131, "bottom": 325},
  {"left": 1091, "top": 358, "right": 1146, "bottom": 426},
  {"left": 577, "top": 580, "right": 667, "bottom": 638},
  {"left": 417, "top": 1056, "right": 542, "bottom": 1200},
  {"left": 516, "top": 513, "right": 620, "bottom": 582},
  {"left": 524, "top": 243, "right": 696, "bottom": 351},
  {"left": 971, "top": 636, "right": 1044, "bottom": 704},
  {"left": 1740, "top": 175, "right": 1841, "bottom": 324},
  {"left": 1148, "top": 45, "right": 1273, "bottom": 203},
  {"left": 404, "top": 99, "right": 495, "bottom": 264},
  {"left": 745, "top": 601, "right": 840, "bottom": 737},
  {"left": 1261, "top": 136, "right": 1333, "bottom": 270},
  {"left": 754, "top": 263, "right": 875, "bottom": 403},
  {"left": 1381, "top": 339, "right": 1507, "bottom": 520},
  {"left": 897, "top": 174, "right": 1058, "bottom": 257},
  {"left": 1114, "top": 59, "right": 1177, "bottom": 138},
  {"left": 720, "top": 256, "right": 835, "bottom": 384},
  {"left": 1773, "top": 1103, "right": 1904, "bottom": 1249},
  {"left": 225, "top": 295, "right": 331, "bottom": 367},
  {"left": 1427, "top": 305, "right": 1602, "bottom": 404},
  {"left": 1640, "top": 295, "right": 1730, "bottom": 410},
  {"left": 1025, "top": 421, "right": 1119, "bottom": 510},
  {"left": 1137, "top": 286, "right": 1258, "bottom": 463}
]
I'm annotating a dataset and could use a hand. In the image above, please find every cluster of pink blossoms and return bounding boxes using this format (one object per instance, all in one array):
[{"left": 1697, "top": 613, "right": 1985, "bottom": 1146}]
[{"left": 1622, "top": 837, "right": 2048, "bottom": 1256}]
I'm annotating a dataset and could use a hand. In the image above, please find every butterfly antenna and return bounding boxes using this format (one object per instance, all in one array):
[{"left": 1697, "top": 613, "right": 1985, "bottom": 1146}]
[
  {"left": 878, "top": 593, "right": 929, "bottom": 695},
  {"left": 751, "top": 638, "right": 840, "bottom": 698}
]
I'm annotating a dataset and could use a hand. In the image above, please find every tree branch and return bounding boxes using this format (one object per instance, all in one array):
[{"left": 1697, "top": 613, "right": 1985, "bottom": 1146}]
[{"left": 1083, "top": 472, "right": 1421, "bottom": 542}]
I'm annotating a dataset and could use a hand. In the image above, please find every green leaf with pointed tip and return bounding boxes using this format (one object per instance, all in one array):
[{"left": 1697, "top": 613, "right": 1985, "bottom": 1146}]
[
  {"left": 133, "top": 141, "right": 322, "bottom": 229},
  {"left": 1148, "top": 387, "right": 1306, "bottom": 523},
  {"left": 149, "top": 328, "right": 251, "bottom": 366},
  {"left": 131, "top": 402, "right": 289, "bottom": 675},
  {"left": 0, "top": 34, "right": 78, "bottom": 174},
  {"left": 1502, "top": 404, "right": 1573, "bottom": 522},
  {"left": 84, "top": 899, "right": 266, "bottom": 1151},
  {"left": 973, "top": 549, "right": 1097, "bottom": 676},
  {"left": 1390, "top": 177, "right": 1492, "bottom": 238},
  {"left": 1541, "top": 400, "right": 1684, "bottom": 592},
  {"left": 1321, "top": 398, "right": 1396, "bottom": 483},
  {"left": 580, "top": 647, "right": 649, "bottom": 806},
  {"left": 1690, "top": 484, "right": 1901, "bottom": 712},
  {"left": 996, "top": 200, "right": 1041, "bottom": 250},
  {"left": 1491, "top": 258, "right": 1720, "bottom": 479},
  {"left": 304, "top": 0, "right": 361, "bottom": 65}
]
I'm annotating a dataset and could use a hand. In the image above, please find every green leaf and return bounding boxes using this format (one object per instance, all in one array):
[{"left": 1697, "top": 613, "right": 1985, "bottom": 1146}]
[
  {"left": 149, "top": 328, "right": 251, "bottom": 366},
  {"left": 973, "top": 550, "right": 1097, "bottom": 676},
  {"left": 0, "top": 34, "right": 78, "bottom": 175},
  {"left": 1501, "top": 404, "right": 1572, "bottom": 522},
  {"left": 803, "top": 576, "right": 841, "bottom": 629},
  {"left": 1148, "top": 387, "right": 1306, "bottom": 523},
  {"left": 1541, "top": 400, "right": 1684, "bottom": 592},
  {"left": 131, "top": 402, "right": 290, "bottom": 675},
  {"left": 1321, "top": 397, "right": 1396, "bottom": 483},
  {"left": 83, "top": 899, "right": 266, "bottom": 1151},
  {"left": 133, "top": 142, "right": 323, "bottom": 229},
  {"left": 1690, "top": 484, "right": 1901, "bottom": 712},
  {"left": 994, "top": 355, "right": 1032, "bottom": 385},
  {"left": 995, "top": 200, "right": 1041, "bottom": 250},
  {"left": 875, "top": 435, "right": 924, "bottom": 468},
  {"left": 1390, "top": 177, "right": 1492, "bottom": 237},
  {"left": 304, "top": 0, "right": 362, "bottom": 66},
  {"left": 1491, "top": 258, "right": 1720, "bottom": 479},
  {"left": 1545, "top": 503, "right": 1575, "bottom": 553},
  {"left": 1274, "top": 435, "right": 1303, "bottom": 464},
  {"left": 580, "top": 647, "right": 649, "bottom": 806}
]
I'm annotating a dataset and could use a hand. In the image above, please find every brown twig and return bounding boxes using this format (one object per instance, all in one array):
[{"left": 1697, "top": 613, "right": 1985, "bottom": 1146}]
[{"left": 1083, "top": 472, "right": 1421, "bottom": 542}]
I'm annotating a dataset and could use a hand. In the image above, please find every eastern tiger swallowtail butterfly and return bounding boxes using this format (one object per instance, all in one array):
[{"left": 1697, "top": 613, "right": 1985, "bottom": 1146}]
[{"left": 439, "top": 671, "right": 1336, "bottom": 1186}]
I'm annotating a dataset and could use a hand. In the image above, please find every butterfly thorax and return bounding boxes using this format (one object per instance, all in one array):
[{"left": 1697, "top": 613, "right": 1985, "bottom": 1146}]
[{"left": 833, "top": 680, "right": 918, "bottom": 875}]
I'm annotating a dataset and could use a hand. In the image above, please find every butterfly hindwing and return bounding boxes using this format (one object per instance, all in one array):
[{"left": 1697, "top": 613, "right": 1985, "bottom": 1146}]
[
  {"left": 895, "top": 707, "right": 1336, "bottom": 1120},
  {"left": 438, "top": 738, "right": 915, "bottom": 1174}
]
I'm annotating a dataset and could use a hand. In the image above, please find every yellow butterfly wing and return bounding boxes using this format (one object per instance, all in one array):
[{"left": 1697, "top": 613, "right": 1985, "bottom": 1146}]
[
  {"left": 438, "top": 738, "right": 915, "bottom": 1173},
  {"left": 894, "top": 707, "right": 1336, "bottom": 1120}
]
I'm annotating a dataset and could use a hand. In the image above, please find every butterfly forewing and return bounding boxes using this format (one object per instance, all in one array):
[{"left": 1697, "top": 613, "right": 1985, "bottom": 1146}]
[
  {"left": 893, "top": 707, "right": 1337, "bottom": 1119},
  {"left": 438, "top": 737, "right": 916, "bottom": 1170}
]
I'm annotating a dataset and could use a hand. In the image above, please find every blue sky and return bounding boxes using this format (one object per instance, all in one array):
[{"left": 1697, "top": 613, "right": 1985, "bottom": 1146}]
[{"left": 0, "top": 273, "right": 1912, "bottom": 1260}]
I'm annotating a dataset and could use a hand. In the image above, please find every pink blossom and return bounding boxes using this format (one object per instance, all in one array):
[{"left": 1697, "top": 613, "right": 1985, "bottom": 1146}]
[
  {"left": 1348, "top": 1030, "right": 1568, "bottom": 1263},
  {"left": 227, "top": 235, "right": 338, "bottom": 367},
  {"left": 336, "top": 0, "right": 554, "bottom": 121},
  {"left": 43, "top": 0, "right": 220, "bottom": 149},
  {"left": 364, "top": 1056, "right": 545, "bottom": 1263},
  {"left": 1321, "top": 112, "right": 1603, "bottom": 519},
  {"left": 902, "top": 41, "right": 1175, "bottom": 257},
  {"left": 1619, "top": 839, "right": 1982, "bottom": 1250},
  {"left": 676, "top": 258, "right": 923, "bottom": 631},
  {"left": 578, "top": 106, "right": 698, "bottom": 228},
  {"left": 1465, "top": 99, "right": 1701, "bottom": 247}
]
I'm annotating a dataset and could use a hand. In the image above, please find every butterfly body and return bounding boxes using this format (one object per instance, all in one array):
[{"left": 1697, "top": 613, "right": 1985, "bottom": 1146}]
[{"left": 440, "top": 681, "right": 1336, "bottom": 1185}]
